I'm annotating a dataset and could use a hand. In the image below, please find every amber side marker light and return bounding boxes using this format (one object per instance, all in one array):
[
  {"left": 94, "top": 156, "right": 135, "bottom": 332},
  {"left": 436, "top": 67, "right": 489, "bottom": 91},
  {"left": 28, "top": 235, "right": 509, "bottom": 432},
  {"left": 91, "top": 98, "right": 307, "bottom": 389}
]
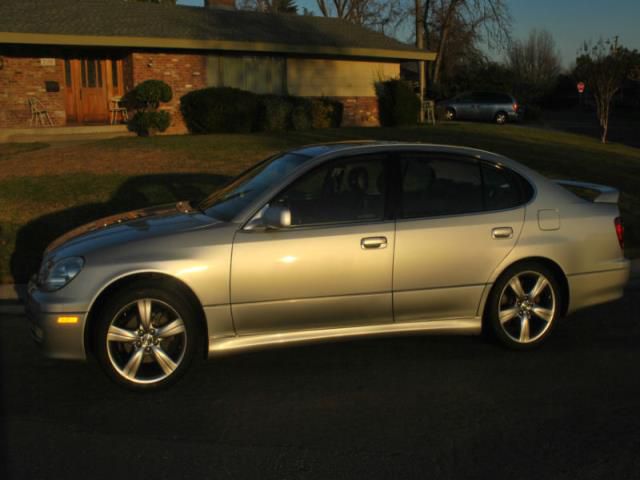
[{"left": 57, "top": 316, "right": 79, "bottom": 325}]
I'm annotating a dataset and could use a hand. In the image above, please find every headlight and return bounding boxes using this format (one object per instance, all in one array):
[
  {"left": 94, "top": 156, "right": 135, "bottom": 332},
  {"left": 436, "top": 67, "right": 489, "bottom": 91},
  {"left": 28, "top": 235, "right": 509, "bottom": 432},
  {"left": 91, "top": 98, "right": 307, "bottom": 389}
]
[{"left": 39, "top": 257, "right": 85, "bottom": 292}]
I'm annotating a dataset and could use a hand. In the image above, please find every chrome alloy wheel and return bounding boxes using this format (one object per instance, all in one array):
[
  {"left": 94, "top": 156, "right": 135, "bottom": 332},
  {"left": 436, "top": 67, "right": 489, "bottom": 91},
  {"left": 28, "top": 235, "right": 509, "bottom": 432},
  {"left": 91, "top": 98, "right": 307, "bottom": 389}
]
[
  {"left": 106, "top": 298, "right": 187, "bottom": 384},
  {"left": 497, "top": 271, "right": 556, "bottom": 344}
]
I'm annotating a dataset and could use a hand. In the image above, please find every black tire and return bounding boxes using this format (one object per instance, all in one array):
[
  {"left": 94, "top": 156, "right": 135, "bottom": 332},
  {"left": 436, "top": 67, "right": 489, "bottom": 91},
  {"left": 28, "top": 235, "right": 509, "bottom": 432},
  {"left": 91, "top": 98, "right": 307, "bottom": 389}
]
[
  {"left": 94, "top": 283, "right": 201, "bottom": 391},
  {"left": 445, "top": 108, "right": 456, "bottom": 121},
  {"left": 495, "top": 111, "right": 508, "bottom": 125},
  {"left": 486, "top": 262, "right": 562, "bottom": 350}
]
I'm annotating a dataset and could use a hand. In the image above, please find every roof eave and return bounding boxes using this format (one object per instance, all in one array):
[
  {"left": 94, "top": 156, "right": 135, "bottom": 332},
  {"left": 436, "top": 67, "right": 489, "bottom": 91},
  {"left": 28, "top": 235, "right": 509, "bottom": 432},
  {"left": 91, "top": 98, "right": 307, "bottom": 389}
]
[{"left": 0, "top": 32, "right": 437, "bottom": 62}]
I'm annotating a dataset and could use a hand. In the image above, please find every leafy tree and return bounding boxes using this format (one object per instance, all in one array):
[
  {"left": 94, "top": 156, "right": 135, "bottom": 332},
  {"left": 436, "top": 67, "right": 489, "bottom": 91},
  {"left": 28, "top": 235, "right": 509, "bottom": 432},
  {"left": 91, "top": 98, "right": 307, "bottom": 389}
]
[{"left": 574, "top": 38, "right": 637, "bottom": 143}]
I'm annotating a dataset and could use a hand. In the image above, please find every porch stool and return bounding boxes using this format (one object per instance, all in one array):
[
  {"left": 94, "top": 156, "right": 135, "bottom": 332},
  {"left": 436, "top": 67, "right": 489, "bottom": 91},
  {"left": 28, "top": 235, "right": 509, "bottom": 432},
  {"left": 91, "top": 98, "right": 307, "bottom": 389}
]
[
  {"left": 28, "top": 97, "right": 55, "bottom": 127},
  {"left": 110, "top": 97, "right": 129, "bottom": 124}
]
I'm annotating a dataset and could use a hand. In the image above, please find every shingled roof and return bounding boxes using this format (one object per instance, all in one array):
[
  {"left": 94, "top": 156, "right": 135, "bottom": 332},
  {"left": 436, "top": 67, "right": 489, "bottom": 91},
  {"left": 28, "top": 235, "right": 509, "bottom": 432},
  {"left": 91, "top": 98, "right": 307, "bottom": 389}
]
[{"left": 0, "top": 0, "right": 435, "bottom": 61}]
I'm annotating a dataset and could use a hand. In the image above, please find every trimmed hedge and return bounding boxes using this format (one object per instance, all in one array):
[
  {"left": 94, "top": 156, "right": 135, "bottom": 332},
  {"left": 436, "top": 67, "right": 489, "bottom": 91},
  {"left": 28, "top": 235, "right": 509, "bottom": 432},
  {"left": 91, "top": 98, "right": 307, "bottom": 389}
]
[
  {"left": 310, "top": 97, "right": 343, "bottom": 129},
  {"left": 124, "top": 79, "right": 173, "bottom": 111},
  {"left": 180, "top": 87, "right": 343, "bottom": 134},
  {"left": 180, "top": 87, "right": 260, "bottom": 133},
  {"left": 258, "top": 95, "right": 294, "bottom": 132},
  {"left": 125, "top": 80, "right": 173, "bottom": 136},
  {"left": 127, "top": 111, "right": 171, "bottom": 137},
  {"left": 376, "top": 79, "right": 420, "bottom": 127}
]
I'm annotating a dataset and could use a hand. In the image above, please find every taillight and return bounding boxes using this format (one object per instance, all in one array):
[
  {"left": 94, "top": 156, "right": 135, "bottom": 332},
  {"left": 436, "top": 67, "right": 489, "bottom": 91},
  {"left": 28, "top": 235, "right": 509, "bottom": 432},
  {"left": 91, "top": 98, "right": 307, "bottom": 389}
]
[
  {"left": 614, "top": 217, "right": 624, "bottom": 249},
  {"left": 513, "top": 103, "right": 519, "bottom": 112}
]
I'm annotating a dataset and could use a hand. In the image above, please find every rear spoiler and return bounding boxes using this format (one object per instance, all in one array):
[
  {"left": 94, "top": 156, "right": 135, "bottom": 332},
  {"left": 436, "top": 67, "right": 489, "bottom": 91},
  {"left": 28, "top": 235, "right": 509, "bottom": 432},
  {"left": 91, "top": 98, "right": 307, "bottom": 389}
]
[{"left": 554, "top": 180, "right": 620, "bottom": 204}]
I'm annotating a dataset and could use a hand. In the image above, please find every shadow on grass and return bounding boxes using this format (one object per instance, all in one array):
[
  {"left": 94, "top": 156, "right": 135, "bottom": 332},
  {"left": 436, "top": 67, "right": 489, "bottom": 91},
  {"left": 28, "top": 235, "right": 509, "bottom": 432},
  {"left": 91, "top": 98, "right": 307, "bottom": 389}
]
[{"left": 10, "top": 172, "right": 231, "bottom": 284}]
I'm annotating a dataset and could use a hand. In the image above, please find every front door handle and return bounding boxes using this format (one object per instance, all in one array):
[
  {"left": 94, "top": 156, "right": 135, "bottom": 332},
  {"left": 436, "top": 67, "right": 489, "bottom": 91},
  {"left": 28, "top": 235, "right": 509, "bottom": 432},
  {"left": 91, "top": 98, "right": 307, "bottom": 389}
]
[
  {"left": 492, "top": 227, "right": 514, "bottom": 239},
  {"left": 361, "top": 236, "right": 388, "bottom": 249}
]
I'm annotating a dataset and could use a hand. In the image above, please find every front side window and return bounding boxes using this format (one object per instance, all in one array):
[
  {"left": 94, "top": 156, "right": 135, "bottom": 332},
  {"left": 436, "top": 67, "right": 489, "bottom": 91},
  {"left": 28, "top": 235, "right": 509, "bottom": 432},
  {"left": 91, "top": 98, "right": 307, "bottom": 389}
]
[
  {"left": 272, "top": 155, "right": 388, "bottom": 227},
  {"left": 200, "top": 153, "right": 311, "bottom": 221},
  {"left": 400, "top": 155, "right": 483, "bottom": 218}
]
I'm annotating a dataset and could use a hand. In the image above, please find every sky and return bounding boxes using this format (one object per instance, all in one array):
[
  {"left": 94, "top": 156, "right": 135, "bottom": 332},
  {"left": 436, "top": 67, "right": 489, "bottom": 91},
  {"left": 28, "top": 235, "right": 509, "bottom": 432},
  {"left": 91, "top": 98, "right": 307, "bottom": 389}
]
[{"left": 178, "top": 0, "right": 640, "bottom": 66}]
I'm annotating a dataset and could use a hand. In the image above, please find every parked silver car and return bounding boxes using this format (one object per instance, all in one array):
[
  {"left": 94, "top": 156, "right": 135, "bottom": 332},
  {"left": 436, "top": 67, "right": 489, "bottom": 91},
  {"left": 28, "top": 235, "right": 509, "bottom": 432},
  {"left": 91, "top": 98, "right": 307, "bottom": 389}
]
[
  {"left": 440, "top": 92, "right": 520, "bottom": 124},
  {"left": 27, "top": 142, "right": 629, "bottom": 390}
]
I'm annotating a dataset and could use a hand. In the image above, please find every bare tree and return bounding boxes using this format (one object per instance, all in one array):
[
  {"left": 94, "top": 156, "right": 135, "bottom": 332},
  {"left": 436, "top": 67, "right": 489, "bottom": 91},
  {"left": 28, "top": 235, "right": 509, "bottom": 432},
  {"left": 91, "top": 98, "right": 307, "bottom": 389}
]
[
  {"left": 575, "top": 38, "right": 635, "bottom": 143},
  {"left": 506, "top": 29, "right": 562, "bottom": 101},
  {"left": 239, "top": 0, "right": 298, "bottom": 13},
  {"left": 316, "top": 0, "right": 405, "bottom": 33},
  {"left": 414, "top": 0, "right": 510, "bottom": 84}
]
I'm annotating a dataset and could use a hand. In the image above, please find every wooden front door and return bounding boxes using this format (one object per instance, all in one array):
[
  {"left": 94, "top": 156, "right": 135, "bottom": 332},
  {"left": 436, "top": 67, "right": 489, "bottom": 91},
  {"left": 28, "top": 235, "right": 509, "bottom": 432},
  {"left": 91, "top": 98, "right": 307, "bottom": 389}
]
[{"left": 64, "top": 57, "right": 124, "bottom": 124}]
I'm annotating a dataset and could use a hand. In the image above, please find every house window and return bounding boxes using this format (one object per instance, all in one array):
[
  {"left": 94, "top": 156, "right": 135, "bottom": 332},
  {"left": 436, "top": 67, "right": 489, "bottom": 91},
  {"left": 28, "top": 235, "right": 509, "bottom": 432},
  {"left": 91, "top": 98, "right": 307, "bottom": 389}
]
[
  {"left": 82, "top": 59, "right": 102, "bottom": 88},
  {"left": 208, "top": 55, "right": 286, "bottom": 95}
]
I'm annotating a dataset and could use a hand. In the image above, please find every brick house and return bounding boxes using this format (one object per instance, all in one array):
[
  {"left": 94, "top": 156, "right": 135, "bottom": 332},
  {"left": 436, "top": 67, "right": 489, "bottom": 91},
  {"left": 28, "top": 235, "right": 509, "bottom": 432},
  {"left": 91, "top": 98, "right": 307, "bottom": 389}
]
[{"left": 0, "top": 0, "right": 435, "bottom": 132}]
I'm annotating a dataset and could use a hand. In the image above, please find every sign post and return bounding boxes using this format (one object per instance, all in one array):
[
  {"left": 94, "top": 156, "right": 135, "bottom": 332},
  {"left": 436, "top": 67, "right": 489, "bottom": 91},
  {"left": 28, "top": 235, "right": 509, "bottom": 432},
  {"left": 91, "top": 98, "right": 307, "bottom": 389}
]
[{"left": 577, "top": 81, "right": 585, "bottom": 106}]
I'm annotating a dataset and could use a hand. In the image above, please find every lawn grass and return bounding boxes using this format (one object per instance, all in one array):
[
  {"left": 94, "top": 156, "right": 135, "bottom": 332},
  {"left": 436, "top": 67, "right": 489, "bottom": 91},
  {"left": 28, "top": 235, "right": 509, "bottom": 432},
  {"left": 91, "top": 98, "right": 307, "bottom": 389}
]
[{"left": 1, "top": 122, "right": 638, "bottom": 284}]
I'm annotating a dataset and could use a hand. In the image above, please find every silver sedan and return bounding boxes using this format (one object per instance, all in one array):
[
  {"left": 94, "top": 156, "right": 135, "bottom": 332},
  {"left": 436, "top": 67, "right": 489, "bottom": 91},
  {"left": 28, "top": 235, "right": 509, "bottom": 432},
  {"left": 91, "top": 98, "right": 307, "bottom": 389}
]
[{"left": 27, "top": 143, "right": 630, "bottom": 390}]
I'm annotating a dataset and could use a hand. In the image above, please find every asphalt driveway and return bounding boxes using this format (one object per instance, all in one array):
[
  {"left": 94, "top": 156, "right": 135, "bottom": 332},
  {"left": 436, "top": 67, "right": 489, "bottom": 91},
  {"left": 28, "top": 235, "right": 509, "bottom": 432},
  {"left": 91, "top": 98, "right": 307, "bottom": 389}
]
[{"left": 1, "top": 288, "right": 639, "bottom": 479}]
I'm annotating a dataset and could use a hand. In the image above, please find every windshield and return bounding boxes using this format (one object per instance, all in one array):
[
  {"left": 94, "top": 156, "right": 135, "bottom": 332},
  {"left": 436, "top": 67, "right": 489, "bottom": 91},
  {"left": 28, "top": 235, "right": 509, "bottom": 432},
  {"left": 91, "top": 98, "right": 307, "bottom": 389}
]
[{"left": 199, "top": 152, "right": 312, "bottom": 221}]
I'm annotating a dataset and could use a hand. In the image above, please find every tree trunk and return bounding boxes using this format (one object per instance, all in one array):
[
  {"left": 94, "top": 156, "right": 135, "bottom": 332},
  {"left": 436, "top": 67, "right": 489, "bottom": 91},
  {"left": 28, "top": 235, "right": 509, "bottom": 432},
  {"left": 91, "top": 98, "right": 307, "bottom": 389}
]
[{"left": 433, "top": 23, "right": 449, "bottom": 85}]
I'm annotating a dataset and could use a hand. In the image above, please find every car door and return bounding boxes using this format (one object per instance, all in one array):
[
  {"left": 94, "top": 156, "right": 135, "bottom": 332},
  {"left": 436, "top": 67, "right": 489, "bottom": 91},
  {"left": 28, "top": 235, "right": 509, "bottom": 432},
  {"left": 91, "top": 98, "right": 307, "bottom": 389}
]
[
  {"left": 392, "top": 152, "right": 526, "bottom": 322},
  {"left": 231, "top": 153, "right": 395, "bottom": 335},
  {"left": 454, "top": 93, "right": 475, "bottom": 119}
]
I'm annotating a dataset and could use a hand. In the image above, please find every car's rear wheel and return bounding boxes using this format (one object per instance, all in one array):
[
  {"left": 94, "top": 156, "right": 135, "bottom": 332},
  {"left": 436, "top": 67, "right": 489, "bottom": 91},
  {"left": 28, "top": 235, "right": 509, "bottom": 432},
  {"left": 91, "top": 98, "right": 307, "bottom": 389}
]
[
  {"left": 487, "top": 263, "right": 561, "bottom": 349},
  {"left": 94, "top": 285, "right": 200, "bottom": 390},
  {"left": 445, "top": 108, "right": 456, "bottom": 121},
  {"left": 495, "top": 111, "right": 508, "bottom": 125}
]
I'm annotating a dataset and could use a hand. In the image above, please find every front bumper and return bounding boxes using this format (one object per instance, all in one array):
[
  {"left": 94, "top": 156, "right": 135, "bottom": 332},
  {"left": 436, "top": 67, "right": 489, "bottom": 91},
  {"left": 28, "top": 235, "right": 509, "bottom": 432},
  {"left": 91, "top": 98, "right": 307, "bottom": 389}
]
[{"left": 26, "top": 281, "right": 87, "bottom": 361}]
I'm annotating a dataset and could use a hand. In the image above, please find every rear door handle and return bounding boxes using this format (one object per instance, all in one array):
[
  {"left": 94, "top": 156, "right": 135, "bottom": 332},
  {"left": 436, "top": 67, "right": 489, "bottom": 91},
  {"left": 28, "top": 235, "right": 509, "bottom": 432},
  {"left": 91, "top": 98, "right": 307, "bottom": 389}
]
[
  {"left": 361, "top": 236, "right": 388, "bottom": 249},
  {"left": 492, "top": 227, "right": 513, "bottom": 239}
]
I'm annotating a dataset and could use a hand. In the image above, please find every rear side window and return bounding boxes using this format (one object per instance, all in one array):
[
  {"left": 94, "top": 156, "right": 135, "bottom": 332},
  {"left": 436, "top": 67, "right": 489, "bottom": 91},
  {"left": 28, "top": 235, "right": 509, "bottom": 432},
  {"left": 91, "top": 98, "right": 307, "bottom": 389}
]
[
  {"left": 400, "top": 155, "right": 483, "bottom": 218},
  {"left": 481, "top": 163, "right": 523, "bottom": 210},
  {"left": 399, "top": 154, "right": 534, "bottom": 219}
]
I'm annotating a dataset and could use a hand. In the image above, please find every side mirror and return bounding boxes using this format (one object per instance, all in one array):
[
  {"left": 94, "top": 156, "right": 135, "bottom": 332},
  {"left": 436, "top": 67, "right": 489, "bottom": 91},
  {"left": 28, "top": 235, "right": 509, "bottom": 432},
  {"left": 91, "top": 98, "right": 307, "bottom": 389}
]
[{"left": 262, "top": 205, "right": 292, "bottom": 230}]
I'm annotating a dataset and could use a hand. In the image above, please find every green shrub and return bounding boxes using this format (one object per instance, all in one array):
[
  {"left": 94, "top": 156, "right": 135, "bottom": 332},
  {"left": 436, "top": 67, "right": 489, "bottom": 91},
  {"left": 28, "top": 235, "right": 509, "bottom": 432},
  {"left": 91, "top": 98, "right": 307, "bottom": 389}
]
[
  {"left": 376, "top": 79, "right": 420, "bottom": 126},
  {"left": 180, "top": 87, "right": 259, "bottom": 133},
  {"left": 124, "top": 80, "right": 173, "bottom": 136},
  {"left": 124, "top": 79, "right": 172, "bottom": 111},
  {"left": 127, "top": 111, "right": 171, "bottom": 137},
  {"left": 291, "top": 98, "right": 312, "bottom": 131},
  {"left": 310, "top": 97, "right": 343, "bottom": 129},
  {"left": 258, "top": 95, "right": 294, "bottom": 132}
]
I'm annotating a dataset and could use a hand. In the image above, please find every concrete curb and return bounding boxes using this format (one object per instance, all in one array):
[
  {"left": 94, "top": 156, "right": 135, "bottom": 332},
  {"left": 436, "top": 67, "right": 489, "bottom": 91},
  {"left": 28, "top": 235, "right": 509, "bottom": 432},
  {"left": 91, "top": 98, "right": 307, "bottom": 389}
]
[{"left": 1, "top": 260, "right": 640, "bottom": 316}]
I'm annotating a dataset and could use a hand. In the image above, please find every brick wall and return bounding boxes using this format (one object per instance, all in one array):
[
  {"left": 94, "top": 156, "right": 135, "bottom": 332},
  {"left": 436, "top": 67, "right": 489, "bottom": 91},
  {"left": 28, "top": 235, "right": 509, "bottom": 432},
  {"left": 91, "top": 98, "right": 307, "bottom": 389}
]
[
  {"left": 0, "top": 55, "right": 66, "bottom": 129},
  {"left": 331, "top": 96, "right": 380, "bottom": 127},
  {"left": 130, "top": 52, "right": 208, "bottom": 133}
]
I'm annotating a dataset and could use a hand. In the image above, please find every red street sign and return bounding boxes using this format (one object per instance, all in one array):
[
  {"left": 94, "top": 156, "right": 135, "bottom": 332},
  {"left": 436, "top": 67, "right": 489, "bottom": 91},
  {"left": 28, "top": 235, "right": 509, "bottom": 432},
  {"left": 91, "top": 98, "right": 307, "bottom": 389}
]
[{"left": 577, "top": 82, "right": 586, "bottom": 94}]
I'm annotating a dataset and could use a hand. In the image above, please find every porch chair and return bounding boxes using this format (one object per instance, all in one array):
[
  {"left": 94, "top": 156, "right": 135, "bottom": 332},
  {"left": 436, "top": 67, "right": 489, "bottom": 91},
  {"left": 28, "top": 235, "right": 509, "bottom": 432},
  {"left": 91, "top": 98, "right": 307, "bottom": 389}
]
[
  {"left": 28, "top": 97, "right": 55, "bottom": 127},
  {"left": 110, "top": 96, "right": 129, "bottom": 124},
  {"left": 423, "top": 99, "right": 436, "bottom": 125}
]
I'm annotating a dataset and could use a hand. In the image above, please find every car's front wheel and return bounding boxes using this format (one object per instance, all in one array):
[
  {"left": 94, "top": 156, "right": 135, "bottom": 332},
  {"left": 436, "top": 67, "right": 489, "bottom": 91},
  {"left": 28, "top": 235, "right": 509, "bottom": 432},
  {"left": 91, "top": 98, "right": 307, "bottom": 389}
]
[
  {"left": 487, "top": 263, "right": 561, "bottom": 349},
  {"left": 94, "top": 284, "right": 200, "bottom": 390}
]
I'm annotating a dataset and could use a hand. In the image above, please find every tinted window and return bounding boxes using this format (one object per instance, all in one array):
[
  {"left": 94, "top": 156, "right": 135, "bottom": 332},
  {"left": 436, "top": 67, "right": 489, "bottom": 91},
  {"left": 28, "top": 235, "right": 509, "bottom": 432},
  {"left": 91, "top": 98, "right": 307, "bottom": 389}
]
[
  {"left": 272, "top": 155, "right": 387, "bottom": 226},
  {"left": 400, "top": 155, "right": 483, "bottom": 218},
  {"left": 200, "top": 153, "right": 311, "bottom": 221},
  {"left": 482, "top": 163, "right": 523, "bottom": 210}
]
